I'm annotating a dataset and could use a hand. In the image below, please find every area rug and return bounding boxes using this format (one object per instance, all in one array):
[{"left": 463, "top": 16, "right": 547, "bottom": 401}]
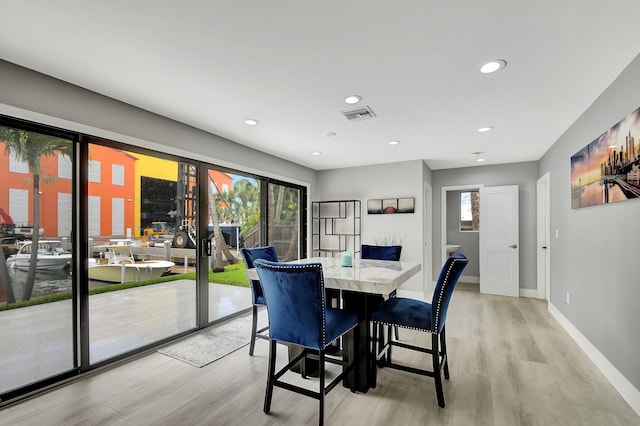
[{"left": 158, "top": 312, "right": 267, "bottom": 367}]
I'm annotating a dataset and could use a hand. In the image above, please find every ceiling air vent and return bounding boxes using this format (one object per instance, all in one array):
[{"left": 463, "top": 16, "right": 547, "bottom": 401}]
[{"left": 342, "top": 106, "right": 376, "bottom": 122}]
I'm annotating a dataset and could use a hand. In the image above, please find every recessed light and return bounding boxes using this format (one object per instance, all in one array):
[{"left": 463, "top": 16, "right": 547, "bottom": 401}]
[
  {"left": 476, "top": 158, "right": 486, "bottom": 162},
  {"left": 478, "top": 126, "right": 494, "bottom": 133},
  {"left": 312, "top": 151, "right": 322, "bottom": 156},
  {"left": 388, "top": 140, "right": 399, "bottom": 146},
  {"left": 244, "top": 119, "right": 259, "bottom": 126},
  {"left": 344, "top": 95, "right": 362, "bottom": 105},
  {"left": 479, "top": 60, "right": 507, "bottom": 74}
]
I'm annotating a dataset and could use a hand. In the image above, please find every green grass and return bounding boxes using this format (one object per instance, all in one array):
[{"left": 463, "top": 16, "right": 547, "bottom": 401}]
[{"left": 0, "top": 262, "right": 249, "bottom": 311}]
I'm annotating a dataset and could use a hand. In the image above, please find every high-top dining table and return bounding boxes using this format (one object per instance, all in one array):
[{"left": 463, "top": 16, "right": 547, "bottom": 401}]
[{"left": 247, "top": 256, "right": 421, "bottom": 392}]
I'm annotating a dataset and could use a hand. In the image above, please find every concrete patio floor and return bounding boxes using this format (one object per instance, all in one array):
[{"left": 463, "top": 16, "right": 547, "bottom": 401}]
[{"left": 0, "top": 281, "right": 252, "bottom": 395}]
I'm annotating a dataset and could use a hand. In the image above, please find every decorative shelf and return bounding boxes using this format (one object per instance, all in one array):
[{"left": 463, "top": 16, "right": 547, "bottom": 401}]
[{"left": 312, "top": 200, "right": 361, "bottom": 258}]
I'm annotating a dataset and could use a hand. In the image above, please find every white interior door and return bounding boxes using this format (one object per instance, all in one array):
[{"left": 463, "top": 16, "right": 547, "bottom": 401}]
[
  {"left": 479, "top": 185, "right": 519, "bottom": 297},
  {"left": 537, "top": 172, "right": 551, "bottom": 300}
]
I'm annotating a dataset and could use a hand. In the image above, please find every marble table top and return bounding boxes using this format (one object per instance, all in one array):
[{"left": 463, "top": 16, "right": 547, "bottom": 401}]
[{"left": 247, "top": 256, "right": 421, "bottom": 295}]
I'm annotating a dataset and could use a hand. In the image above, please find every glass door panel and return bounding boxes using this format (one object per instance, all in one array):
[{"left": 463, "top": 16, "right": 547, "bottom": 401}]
[
  {"left": 87, "top": 144, "right": 197, "bottom": 363},
  {"left": 267, "top": 182, "right": 301, "bottom": 261},
  {"left": 0, "top": 125, "right": 74, "bottom": 395},
  {"left": 207, "top": 171, "right": 254, "bottom": 323}
]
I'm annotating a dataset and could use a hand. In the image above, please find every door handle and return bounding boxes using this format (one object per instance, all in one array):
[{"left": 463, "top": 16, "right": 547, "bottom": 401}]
[
  {"left": 542, "top": 245, "right": 547, "bottom": 249},
  {"left": 201, "top": 238, "right": 212, "bottom": 257},
  {"left": 509, "top": 244, "right": 518, "bottom": 249}
]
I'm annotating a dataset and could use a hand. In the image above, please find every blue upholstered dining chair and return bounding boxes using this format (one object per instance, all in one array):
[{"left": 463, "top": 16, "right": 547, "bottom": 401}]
[
  {"left": 253, "top": 259, "right": 358, "bottom": 426},
  {"left": 371, "top": 252, "right": 468, "bottom": 408},
  {"left": 240, "top": 246, "right": 278, "bottom": 356},
  {"left": 361, "top": 244, "right": 402, "bottom": 339}
]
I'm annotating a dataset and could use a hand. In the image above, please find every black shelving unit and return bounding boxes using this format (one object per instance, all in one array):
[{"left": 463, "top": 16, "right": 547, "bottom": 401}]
[{"left": 312, "top": 200, "right": 361, "bottom": 258}]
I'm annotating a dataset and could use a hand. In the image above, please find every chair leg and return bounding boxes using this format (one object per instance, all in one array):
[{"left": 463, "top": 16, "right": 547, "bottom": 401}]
[
  {"left": 387, "top": 325, "right": 393, "bottom": 364},
  {"left": 432, "top": 333, "right": 445, "bottom": 407},
  {"left": 370, "top": 322, "right": 378, "bottom": 387},
  {"left": 440, "top": 327, "right": 450, "bottom": 380},
  {"left": 394, "top": 325, "right": 399, "bottom": 340},
  {"left": 318, "top": 350, "right": 325, "bottom": 426},
  {"left": 249, "top": 305, "right": 259, "bottom": 356},
  {"left": 376, "top": 323, "right": 385, "bottom": 366},
  {"left": 264, "top": 340, "right": 277, "bottom": 413}
]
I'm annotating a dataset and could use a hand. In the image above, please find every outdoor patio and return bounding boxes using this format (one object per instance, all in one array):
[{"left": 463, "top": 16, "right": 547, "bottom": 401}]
[{"left": 0, "top": 281, "right": 252, "bottom": 394}]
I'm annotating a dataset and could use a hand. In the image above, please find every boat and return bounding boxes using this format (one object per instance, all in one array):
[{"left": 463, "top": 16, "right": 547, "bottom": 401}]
[
  {"left": 88, "top": 245, "right": 175, "bottom": 283},
  {"left": 6, "top": 240, "right": 72, "bottom": 271}
]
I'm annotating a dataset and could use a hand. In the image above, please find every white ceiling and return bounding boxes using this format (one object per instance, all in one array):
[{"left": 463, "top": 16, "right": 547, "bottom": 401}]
[{"left": 1, "top": 1, "right": 639, "bottom": 171}]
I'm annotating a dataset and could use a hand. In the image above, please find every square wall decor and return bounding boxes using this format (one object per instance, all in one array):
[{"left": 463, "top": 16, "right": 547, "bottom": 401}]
[{"left": 367, "top": 197, "right": 414, "bottom": 214}]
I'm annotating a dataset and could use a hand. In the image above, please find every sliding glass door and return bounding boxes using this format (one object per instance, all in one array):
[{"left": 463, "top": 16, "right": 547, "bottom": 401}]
[
  {"left": 0, "top": 124, "right": 75, "bottom": 395},
  {"left": 267, "top": 182, "right": 302, "bottom": 261},
  {"left": 87, "top": 143, "right": 197, "bottom": 364},
  {"left": 1, "top": 116, "right": 307, "bottom": 401},
  {"left": 206, "top": 170, "right": 255, "bottom": 322},
  {"left": 205, "top": 173, "right": 304, "bottom": 322}
]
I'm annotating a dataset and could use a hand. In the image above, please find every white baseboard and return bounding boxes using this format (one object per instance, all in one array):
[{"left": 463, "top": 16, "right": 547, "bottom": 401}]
[
  {"left": 459, "top": 275, "right": 479, "bottom": 284},
  {"left": 519, "top": 288, "right": 538, "bottom": 298},
  {"left": 548, "top": 302, "right": 640, "bottom": 417}
]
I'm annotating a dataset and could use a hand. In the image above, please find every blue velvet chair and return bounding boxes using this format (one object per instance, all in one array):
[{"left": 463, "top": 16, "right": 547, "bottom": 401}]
[
  {"left": 240, "top": 246, "right": 278, "bottom": 356},
  {"left": 371, "top": 253, "right": 468, "bottom": 408},
  {"left": 361, "top": 244, "right": 402, "bottom": 339},
  {"left": 253, "top": 259, "right": 358, "bottom": 426},
  {"left": 360, "top": 244, "right": 402, "bottom": 262}
]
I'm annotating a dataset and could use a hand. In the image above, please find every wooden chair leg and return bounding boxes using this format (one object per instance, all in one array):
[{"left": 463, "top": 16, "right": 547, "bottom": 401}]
[
  {"left": 264, "top": 340, "right": 277, "bottom": 413},
  {"left": 432, "top": 333, "right": 445, "bottom": 407},
  {"left": 318, "top": 350, "right": 325, "bottom": 426},
  {"left": 370, "top": 322, "right": 378, "bottom": 387},
  {"left": 250, "top": 305, "right": 259, "bottom": 356},
  {"left": 440, "top": 327, "right": 450, "bottom": 380},
  {"left": 387, "top": 325, "right": 393, "bottom": 363}
]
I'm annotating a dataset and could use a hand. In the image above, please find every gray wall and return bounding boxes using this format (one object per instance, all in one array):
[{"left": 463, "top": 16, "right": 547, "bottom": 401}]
[
  {"left": 539, "top": 53, "right": 640, "bottom": 390},
  {"left": 432, "top": 162, "right": 539, "bottom": 289},
  {"left": 317, "top": 160, "right": 425, "bottom": 292},
  {"left": 446, "top": 190, "right": 480, "bottom": 278},
  {"left": 0, "top": 60, "right": 317, "bottom": 193}
]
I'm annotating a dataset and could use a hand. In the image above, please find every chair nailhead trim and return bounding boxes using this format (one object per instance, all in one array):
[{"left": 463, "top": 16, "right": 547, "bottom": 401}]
[
  {"left": 433, "top": 258, "right": 461, "bottom": 332},
  {"left": 255, "top": 261, "right": 332, "bottom": 347},
  {"left": 372, "top": 258, "right": 464, "bottom": 334}
]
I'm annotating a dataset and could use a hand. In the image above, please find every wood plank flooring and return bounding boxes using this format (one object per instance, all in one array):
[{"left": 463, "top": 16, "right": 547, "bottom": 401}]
[{"left": 2, "top": 288, "right": 638, "bottom": 425}]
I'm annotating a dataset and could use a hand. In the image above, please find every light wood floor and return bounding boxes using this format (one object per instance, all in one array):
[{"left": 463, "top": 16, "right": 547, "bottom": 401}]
[{"left": 1, "top": 288, "right": 638, "bottom": 425}]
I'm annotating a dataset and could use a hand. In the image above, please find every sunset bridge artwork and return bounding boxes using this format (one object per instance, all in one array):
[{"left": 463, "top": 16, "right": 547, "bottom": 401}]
[{"left": 571, "top": 106, "right": 640, "bottom": 208}]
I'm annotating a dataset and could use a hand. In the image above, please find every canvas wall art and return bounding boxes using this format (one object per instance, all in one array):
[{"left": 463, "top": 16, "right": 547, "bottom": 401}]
[
  {"left": 367, "top": 197, "right": 414, "bottom": 214},
  {"left": 571, "top": 106, "right": 640, "bottom": 209}
]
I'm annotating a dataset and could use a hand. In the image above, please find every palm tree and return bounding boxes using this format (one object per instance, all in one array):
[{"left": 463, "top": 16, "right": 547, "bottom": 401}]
[
  {"left": 0, "top": 126, "right": 72, "bottom": 301},
  {"left": 223, "top": 178, "right": 259, "bottom": 244},
  {"left": 224, "top": 178, "right": 258, "bottom": 225}
]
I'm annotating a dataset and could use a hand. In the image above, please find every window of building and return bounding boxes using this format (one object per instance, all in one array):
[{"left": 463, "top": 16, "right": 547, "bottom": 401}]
[
  {"left": 58, "top": 154, "right": 72, "bottom": 179},
  {"left": 89, "top": 160, "right": 101, "bottom": 183},
  {"left": 9, "top": 153, "right": 29, "bottom": 174},
  {"left": 460, "top": 191, "right": 480, "bottom": 231},
  {"left": 112, "top": 164, "right": 125, "bottom": 186},
  {"left": 112, "top": 197, "right": 125, "bottom": 236}
]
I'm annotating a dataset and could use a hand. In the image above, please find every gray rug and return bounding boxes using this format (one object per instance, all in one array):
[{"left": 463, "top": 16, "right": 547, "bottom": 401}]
[{"left": 158, "top": 312, "right": 267, "bottom": 367}]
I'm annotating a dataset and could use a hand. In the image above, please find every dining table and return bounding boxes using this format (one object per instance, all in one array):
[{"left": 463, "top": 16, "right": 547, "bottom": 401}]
[{"left": 246, "top": 255, "right": 421, "bottom": 393}]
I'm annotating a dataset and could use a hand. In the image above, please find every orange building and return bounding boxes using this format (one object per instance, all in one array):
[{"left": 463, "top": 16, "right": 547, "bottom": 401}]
[
  {"left": 87, "top": 144, "right": 137, "bottom": 238},
  {"left": 1, "top": 142, "right": 233, "bottom": 239},
  {"left": 0, "top": 147, "right": 74, "bottom": 238}
]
